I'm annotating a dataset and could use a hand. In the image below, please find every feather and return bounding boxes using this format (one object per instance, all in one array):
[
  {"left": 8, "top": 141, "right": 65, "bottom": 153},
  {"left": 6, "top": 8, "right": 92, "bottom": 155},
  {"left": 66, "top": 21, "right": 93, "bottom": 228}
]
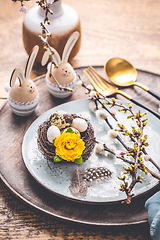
[
  {"left": 69, "top": 166, "right": 112, "bottom": 197},
  {"left": 69, "top": 167, "right": 88, "bottom": 197}
]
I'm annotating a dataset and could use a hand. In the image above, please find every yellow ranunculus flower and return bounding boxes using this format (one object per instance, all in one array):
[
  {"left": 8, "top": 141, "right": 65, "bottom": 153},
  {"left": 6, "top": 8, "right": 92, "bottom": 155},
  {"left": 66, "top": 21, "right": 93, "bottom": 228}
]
[{"left": 54, "top": 132, "right": 85, "bottom": 162}]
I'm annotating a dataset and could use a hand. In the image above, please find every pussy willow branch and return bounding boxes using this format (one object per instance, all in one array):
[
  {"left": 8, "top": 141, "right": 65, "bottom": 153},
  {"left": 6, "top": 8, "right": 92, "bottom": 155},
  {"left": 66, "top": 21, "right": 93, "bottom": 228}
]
[
  {"left": 80, "top": 78, "right": 160, "bottom": 180},
  {"left": 98, "top": 97, "right": 160, "bottom": 179},
  {"left": 103, "top": 98, "right": 160, "bottom": 171},
  {"left": 94, "top": 139, "right": 160, "bottom": 181},
  {"left": 100, "top": 141, "right": 160, "bottom": 180},
  {"left": 96, "top": 97, "right": 118, "bottom": 121},
  {"left": 121, "top": 111, "right": 144, "bottom": 203},
  {"left": 81, "top": 77, "right": 160, "bottom": 172},
  {"left": 104, "top": 117, "right": 130, "bottom": 151},
  {"left": 95, "top": 97, "right": 159, "bottom": 203}
]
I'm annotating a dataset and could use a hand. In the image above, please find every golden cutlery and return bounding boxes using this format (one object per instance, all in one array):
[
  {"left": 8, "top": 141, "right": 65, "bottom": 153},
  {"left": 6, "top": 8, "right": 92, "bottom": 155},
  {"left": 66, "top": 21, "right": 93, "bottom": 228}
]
[
  {"left": 83, "top": 66, "right": 160, "bottom": 119},
  {"left": 104, "top": 57, "right": 160, "bottom": 100}
]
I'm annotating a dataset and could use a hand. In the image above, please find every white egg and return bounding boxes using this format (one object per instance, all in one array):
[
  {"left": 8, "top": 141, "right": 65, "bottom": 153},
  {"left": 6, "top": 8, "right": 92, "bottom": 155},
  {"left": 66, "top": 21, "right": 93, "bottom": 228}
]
[
  {"left": 47, "top": 125, "right": 61, "bottom": 143},
  {"left": 71, "top": 118, "right": 88, "bottom": 132}
]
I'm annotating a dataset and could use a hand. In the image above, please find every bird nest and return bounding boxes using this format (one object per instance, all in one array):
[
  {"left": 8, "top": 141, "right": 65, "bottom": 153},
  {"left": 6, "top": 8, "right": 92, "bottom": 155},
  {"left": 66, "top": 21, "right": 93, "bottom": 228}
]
[{"left": 37, "top": 114, "right": 96, "bottom": 162}]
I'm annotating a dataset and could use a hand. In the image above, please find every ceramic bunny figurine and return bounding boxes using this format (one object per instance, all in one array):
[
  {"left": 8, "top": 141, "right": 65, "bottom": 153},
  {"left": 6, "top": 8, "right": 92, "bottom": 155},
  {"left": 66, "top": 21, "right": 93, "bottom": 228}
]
[
  {"left": 8, "top": 45, "right": 39, "bottom": 116},
  {"left": 41, "top": 31, "right": 79, "bottom": 98}
]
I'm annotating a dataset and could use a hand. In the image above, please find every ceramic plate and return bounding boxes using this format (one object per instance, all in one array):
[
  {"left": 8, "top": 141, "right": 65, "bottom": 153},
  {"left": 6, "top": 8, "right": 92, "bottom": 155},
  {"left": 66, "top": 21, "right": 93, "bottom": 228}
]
[{"left": 22, "top": 99, "right": 160, "bottom": 204}]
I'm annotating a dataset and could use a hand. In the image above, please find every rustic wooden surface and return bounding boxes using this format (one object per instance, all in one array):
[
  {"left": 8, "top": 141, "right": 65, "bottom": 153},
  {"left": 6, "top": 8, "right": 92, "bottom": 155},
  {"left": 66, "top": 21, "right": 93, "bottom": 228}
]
[{"left": 0, "top": 0, "right": 160, "bottom": 239}]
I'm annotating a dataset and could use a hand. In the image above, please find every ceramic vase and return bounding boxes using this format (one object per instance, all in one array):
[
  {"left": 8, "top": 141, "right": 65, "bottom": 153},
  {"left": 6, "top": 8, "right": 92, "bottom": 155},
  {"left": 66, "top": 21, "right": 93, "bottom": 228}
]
[{"left": 22, "top": 0, "right": 81, "bottom": 63}]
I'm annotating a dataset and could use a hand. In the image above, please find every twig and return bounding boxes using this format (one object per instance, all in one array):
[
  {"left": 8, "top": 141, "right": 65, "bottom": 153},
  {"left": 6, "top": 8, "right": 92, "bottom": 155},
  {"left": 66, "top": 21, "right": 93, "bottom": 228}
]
[{"left": 79, "top": 77, "right": 160, "bottom": 202}]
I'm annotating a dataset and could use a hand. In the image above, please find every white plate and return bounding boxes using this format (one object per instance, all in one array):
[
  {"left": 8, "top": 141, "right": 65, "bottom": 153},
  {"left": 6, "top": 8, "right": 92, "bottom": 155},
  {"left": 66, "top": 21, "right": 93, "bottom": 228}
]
[{"left": 22, "top": 99, "right": 160, "bottom": 203}]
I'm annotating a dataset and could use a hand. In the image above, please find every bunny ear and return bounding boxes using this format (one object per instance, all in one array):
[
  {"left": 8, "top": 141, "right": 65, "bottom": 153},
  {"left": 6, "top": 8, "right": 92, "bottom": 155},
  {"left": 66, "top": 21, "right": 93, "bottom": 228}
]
[
  {"left": 41, "top": 47, "right": 61, "bottom": 66},
  {"left": 62, "top": 31, "right": 80, "bottom": 63},
  {"left": 24, "top": 45, "right": 39, "bottom": 80},
  {"left": 10, "top": 68, "right": 24, "bottom": 87},
  {"left": 51, "top": 47, "right": 61, "bottom": 64},
  {"left": 41, "top": 48, "right": 50, "bottom": 66}
]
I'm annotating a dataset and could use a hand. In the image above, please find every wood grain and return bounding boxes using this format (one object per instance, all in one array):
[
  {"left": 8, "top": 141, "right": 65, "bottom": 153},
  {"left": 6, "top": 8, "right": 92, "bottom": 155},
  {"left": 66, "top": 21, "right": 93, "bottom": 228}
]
[
  {"left": 1, "top": 0, "right": 160, "bottom": 239},
  {"left": 0, "top": 178, "right": 152, "bottom": 240}
]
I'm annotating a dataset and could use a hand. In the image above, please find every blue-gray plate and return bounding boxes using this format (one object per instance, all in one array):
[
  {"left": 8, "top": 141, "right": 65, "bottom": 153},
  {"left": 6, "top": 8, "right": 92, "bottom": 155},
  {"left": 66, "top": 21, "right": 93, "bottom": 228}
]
[{"left": 22, "top": 99, "right": 160, "bottom": 204}]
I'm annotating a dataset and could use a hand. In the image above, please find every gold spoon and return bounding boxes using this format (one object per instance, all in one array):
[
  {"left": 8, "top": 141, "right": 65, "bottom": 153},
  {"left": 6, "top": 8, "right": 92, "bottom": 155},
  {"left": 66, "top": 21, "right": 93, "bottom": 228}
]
[
  {"left": 104, "top": 57, "right": 160, "bottom": 101},
  {"left": 84, "top": 66, "right": 160, "bottom": 119}
]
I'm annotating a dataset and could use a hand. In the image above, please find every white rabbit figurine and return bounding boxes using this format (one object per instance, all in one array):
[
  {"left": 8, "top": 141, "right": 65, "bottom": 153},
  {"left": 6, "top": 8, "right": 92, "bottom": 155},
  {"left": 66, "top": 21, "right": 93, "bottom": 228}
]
[
  {"left": 8, "top": 45, "right": 39, "bottom": 116},
  {"left": 41, "top": 31, "right": 79, "bottom": 98}
]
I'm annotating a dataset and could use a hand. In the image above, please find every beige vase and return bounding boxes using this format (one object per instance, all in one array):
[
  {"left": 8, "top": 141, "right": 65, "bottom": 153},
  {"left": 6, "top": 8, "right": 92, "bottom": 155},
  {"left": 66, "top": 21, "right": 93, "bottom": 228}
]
[{"left": 22, "top": 0, "right": 81, "bottom": 64}]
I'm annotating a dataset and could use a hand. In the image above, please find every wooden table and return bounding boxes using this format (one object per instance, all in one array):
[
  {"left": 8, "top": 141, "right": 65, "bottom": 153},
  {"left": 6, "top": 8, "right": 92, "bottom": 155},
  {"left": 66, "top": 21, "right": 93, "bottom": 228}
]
[{"left": 0, "top": 0, "right": 160, "bottom": 239}]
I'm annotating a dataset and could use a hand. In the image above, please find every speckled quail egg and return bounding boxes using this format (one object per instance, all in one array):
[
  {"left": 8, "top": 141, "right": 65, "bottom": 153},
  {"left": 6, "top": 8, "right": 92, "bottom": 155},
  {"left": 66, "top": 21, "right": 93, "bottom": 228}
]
[
  {"left": 71, "top": 118, "right": 88, "bottom": 132},
  {"left": 50, "top": 111, "right": 73, "bottom": 130},
  {"left": 47, "top": 125, "right": 61, "bottom": 143}
]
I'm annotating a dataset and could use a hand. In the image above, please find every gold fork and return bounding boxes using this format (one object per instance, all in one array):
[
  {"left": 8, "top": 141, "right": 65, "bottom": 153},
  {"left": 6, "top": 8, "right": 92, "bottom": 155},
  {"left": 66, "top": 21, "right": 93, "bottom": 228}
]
[{"left": 83, "top": 66, "right": 160, "bottom": 119}]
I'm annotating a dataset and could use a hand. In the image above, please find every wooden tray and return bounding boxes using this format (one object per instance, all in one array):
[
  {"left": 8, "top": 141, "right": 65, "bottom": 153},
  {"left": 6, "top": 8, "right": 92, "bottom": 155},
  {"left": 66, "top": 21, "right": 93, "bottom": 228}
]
[{"left": 0, "top": 66, "right": 160, "bottom": 226}]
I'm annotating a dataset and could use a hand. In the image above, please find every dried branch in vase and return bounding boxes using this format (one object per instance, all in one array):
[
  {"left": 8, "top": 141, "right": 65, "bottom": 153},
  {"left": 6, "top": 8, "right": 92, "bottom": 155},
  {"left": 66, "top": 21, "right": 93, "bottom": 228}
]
[{"left": 12, "top": 0, "right": 74, "bottom": 93}]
